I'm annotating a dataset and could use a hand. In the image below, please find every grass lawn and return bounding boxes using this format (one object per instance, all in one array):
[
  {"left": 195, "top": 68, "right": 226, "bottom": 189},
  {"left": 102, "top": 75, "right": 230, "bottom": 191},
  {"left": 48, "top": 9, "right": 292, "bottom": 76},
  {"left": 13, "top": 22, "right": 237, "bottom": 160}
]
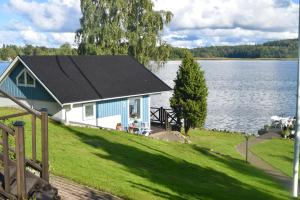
[
  {"left": 251, "top": 138, "right": 294, "bottom": 178},
  {"left": 0, "top": 108, "right": 290, "bottom": 199}
]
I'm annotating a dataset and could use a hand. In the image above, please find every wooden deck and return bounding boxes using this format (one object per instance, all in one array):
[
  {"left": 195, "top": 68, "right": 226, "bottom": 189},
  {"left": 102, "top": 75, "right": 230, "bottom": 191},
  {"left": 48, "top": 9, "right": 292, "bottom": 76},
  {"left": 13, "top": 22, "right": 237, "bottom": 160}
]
[
  {"left": 0, "top": 89, "right": 58, "bottom": 199},
  {"left": 150, "top": 107, "right": 179, "bottom": 132},
  {"left": 50, "top": 175, "right": 121, "bottom": 200}
]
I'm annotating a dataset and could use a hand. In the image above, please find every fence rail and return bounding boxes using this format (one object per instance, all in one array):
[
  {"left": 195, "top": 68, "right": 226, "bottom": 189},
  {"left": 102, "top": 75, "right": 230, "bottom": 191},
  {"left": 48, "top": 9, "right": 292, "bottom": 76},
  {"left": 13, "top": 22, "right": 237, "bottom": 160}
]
[
  {"left": 0, "top": 89, "right": 49, "bottom": 199},
  {"left": 150, "top": 107, "right": 178, "bottom": 130}
]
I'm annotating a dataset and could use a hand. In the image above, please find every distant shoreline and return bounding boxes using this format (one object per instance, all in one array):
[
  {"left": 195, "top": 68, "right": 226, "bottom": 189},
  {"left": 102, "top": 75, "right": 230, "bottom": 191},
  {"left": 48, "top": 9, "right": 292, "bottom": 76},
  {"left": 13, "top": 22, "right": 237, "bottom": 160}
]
[
  {"left": 196, "top": 57, "right": 297, "bottom": 61},
  {"left": 1, "top": 58, "right": 298, "bottom": 63},
  {"left": 168, "top": 57, "right": 298, "bottom": 61}
]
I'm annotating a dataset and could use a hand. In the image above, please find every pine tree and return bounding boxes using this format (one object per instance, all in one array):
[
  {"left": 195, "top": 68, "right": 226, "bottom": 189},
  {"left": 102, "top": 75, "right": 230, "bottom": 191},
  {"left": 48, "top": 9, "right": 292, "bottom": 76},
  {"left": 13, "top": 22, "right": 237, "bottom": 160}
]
[{"left": 170, "top": 52, "right": 208, "bottom": 135}]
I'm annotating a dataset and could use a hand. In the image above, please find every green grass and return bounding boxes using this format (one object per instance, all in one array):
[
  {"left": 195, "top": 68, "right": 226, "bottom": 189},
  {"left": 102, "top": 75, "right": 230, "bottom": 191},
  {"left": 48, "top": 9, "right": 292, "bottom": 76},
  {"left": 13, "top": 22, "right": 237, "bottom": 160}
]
[
  {"left": 251, "top": 138, "right": 294, "bottom": 178},
  {"left": 0, "top": 108, "right": 290, "bottom": 199}
]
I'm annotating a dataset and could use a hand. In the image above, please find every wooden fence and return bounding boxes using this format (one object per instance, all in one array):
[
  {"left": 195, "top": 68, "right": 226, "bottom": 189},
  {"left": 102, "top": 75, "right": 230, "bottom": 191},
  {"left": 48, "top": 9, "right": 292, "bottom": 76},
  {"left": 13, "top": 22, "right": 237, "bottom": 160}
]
[
  {"left": 0, "top": 89, "right": 49, "bottom": 199},
  {"left": 150, "top": 107, "right": 178, "bottom": 130}
]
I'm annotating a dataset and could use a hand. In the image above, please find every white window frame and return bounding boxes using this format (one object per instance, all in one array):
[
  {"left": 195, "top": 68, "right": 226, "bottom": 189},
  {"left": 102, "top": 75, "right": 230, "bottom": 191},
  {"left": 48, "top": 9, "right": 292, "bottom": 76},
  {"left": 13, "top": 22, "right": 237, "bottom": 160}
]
[
  {"left": 128, "top": 97, "right": 142, "bottom": 122},
  {"left": 16, "top": 69, "right": 36, "bottom": 87},
  {"left": 83, "top": 103, "right": 96, "bottom": 121}
]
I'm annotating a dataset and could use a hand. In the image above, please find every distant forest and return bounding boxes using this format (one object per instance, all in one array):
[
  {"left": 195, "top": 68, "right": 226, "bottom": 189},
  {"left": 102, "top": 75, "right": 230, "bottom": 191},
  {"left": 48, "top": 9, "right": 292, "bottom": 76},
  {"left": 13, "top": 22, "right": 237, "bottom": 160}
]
[
  {"left": 0, "top": 39, "right": 298, "bottom": 61},
  {"left": 169, "top": 39, "right": 298, "bottom": 59}
]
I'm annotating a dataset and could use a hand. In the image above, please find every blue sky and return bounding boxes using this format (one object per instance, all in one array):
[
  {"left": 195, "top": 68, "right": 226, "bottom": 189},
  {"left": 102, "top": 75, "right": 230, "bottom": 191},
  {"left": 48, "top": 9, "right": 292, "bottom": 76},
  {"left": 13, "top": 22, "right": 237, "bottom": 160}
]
[{"left": 0, "top": 0, "right": 299, "bottom": 48}]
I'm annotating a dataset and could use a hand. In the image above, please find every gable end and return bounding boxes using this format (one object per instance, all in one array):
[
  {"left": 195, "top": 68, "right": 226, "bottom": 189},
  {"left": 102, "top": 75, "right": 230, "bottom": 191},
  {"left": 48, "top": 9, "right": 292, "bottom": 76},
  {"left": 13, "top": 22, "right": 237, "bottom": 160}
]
[{"left": 0, "top": 61, "right": 57, "bottom": 103}]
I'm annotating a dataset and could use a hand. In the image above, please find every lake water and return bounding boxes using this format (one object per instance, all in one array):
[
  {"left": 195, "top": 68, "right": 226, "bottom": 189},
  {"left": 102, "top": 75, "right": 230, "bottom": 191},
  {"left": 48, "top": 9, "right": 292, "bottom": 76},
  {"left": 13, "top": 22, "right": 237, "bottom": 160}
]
[
  {"left": 0, "top": 62, "right": 8, "bottom": 75},
  {"left": 0, "top": 60, "right": 297, "bottom": 133},
  {"left": 151, "top": 60, "right": 298, "bottom": 133}
]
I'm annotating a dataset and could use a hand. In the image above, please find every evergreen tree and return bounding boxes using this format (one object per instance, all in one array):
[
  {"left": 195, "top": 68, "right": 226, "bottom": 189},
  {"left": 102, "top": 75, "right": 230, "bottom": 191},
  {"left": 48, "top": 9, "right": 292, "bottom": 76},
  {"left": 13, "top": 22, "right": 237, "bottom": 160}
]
[
  {"left": 75, "top": 0, "right": 173, "bottom": 65},
  {"left": 170, "top": 52, "right": 208, "bottom": 135}
]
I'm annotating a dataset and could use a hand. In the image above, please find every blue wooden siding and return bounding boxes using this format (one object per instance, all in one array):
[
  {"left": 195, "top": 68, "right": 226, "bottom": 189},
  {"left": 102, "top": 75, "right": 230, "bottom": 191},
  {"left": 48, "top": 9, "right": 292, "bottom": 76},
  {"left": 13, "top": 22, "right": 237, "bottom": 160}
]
[
  {"left": 142, "top": 95, "right": 150, "bottom": 123},
  {"left": 0, "top": 62, "right": 55, "bottom": 102},
  {"left": 96, "top": 95, "right": 150, "bottom": 129},
  {"left": 96, "top": 98, "right": 129, "bottom": 128}
]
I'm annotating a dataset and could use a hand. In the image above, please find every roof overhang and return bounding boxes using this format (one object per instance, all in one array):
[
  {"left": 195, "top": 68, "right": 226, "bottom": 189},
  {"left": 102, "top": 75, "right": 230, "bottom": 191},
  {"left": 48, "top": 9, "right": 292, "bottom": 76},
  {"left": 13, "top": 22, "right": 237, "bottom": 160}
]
[
  {"left": 61, "top": 91, "right": 169, "bottom": 106},
  {"left": 0, "top": 56, "right": 63, "bottom": 107}
]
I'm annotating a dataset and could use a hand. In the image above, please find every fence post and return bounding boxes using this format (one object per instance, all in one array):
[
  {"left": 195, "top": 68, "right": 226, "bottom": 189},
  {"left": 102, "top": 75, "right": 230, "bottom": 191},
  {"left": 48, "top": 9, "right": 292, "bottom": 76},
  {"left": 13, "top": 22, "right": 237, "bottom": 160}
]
[
  {"left": 14, "top": 121, "right": 26, "bottom": 199},
  {"left": 2, "top": 129, "right": 10, "bottom": 193},
  {"left": 159, "top": 107, "right": 163, "bottom": 123},
  {"left": 41, "top": 108, "right": 49, "bottom": 182},
  {"left": 31, "top": 114, "right": 36, "bottom": 162}
]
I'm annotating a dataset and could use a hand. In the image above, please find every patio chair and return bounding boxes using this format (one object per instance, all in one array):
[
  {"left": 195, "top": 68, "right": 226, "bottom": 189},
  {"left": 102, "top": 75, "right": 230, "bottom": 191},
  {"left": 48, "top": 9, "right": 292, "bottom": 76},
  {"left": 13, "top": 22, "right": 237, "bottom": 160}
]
[{"left": 139, "top": 122, "right": 152, "bottom": 136}]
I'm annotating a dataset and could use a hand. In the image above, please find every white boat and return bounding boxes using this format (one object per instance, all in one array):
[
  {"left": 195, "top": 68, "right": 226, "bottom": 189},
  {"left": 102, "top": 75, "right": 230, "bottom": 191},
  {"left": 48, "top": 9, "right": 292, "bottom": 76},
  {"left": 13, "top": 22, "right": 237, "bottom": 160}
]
[{"left": 271, "top": 115, "right": 295, "bottom": 129}]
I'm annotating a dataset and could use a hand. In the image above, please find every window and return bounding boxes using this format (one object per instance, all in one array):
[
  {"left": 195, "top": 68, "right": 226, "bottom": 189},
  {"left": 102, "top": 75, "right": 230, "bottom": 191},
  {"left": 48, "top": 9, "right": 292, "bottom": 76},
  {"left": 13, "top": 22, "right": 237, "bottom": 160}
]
[
  {"left": 129, "top": 98, "right": 141, "bottom": 120},
  {"left": 18, "top": 72, "right": 25, "bottom": 85},
  {"left": 83, "top": 103, "right": 96, "bottom": 120},
  {"left": 26, "top": 73, "right": 35, "bottom": 85},
  {"left": 16, "top": 70, "right": 35, "bottom": 87}
]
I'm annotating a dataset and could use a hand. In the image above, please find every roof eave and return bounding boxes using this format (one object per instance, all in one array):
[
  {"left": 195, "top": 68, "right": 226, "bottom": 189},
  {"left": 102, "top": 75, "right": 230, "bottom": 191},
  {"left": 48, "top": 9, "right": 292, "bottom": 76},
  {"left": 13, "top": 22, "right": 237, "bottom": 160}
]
[{"left": 61, "top": 91, "right": 171, "bottom": 106}]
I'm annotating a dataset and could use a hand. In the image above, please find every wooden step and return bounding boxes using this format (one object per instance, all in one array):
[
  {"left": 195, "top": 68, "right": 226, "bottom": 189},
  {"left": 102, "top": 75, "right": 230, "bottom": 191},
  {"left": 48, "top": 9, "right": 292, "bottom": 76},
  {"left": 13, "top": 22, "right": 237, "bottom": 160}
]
[
  {"left": 10, "top": 176, "right": 38, "bottom": 197},
  {"left": 0, "top": 164, "right": 17, "bottom": 188}
]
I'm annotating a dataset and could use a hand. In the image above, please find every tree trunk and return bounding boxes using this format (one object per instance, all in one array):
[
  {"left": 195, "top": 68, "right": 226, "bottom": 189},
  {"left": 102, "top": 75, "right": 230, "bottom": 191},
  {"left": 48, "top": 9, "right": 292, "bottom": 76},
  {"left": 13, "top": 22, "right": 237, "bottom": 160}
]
[
  {"left": 184, "top": 119, "right": 190, "bottom": 136},
  {"left": 176, "top": 116, "right": 182, "bottom": 132}
]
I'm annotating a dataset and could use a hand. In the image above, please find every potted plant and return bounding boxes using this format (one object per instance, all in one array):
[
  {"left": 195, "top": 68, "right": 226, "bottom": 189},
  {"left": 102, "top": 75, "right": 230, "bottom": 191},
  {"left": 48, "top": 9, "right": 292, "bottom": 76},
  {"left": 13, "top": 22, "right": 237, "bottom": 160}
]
[
  {"left": 116, "top": 123, "right": 122, "bottom": 131},
  {"left": 281, "top": 127, "right": 290, "bottom": 139}
]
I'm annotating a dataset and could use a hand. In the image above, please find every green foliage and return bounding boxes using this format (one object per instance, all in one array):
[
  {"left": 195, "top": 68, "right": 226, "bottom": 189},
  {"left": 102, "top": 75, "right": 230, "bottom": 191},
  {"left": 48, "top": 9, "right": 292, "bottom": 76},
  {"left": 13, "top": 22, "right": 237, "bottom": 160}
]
[
  {"left": 168, "top": 39, "right": 298, "bottom": 59},
  {"left": 76, "top": 0, "right": 173, "bottom": 65},
  {"left": 170, "top": 52, "right": 208, "bottom": 134},
  {"left": 0, "top": 38, "right": 297, "bottom": 61},
  {"left": 0, "top": 43, "right": 77, "bottom": 60}
]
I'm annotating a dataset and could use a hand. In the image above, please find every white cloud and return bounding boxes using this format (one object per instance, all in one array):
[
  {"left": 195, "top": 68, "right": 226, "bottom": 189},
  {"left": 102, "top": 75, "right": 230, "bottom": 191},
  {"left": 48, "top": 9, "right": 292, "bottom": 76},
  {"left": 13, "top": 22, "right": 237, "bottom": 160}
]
[
  {"left": 0, "top": 27, "right": 76, "bottom": 47},
  {"left": 1, "top": 0, "right": 80, "bottom": 47},
  {"left": 51, "top": 32, "right": 76, "bottom": 46},
  {"left": 20, "top": 28, "right": 48, "bottom": 45},
  {"left": 0, "top": 0, "right": 298, "bottom": 48},
  {"left": 155, "top": 0, "right": 298, "bottom": 47},
  {"left": 8, "top": 0, "right": 80, "bottom": 32}
]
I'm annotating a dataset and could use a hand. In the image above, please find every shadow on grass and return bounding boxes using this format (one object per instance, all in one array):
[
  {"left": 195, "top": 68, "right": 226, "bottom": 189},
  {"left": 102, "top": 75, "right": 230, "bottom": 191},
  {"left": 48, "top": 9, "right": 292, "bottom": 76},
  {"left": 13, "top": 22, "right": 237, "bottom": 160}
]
[
  {"left": 64, "top": 126, "right": 287, "bottom": 200},
  {"left": 192, "top": 145, "right": 288, "bottom": 190},
  {"left": 271, "top": 154, "right": 293, "bottom": 163}
]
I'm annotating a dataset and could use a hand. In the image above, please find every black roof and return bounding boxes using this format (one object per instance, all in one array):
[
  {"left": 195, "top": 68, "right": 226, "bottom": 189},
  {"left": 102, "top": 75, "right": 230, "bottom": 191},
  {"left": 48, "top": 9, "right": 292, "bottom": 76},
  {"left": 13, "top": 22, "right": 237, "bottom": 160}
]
[{"left": 19, "top": 55, "right": 171, "bottom": 104}]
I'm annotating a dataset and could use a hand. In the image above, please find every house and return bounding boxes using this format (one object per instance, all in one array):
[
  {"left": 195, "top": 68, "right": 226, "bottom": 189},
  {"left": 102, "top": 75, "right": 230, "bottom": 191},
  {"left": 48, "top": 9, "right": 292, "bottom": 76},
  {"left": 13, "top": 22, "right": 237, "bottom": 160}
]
[{"left": 0, "top": 55, "right": 171, "bottom": 130}]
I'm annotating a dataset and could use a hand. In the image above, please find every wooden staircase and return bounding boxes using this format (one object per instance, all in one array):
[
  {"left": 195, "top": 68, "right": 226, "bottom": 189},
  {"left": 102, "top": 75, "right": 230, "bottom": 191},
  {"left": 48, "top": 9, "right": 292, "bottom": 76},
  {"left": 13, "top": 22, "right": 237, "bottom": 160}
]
[{"left": 0, "top": 89, "right": 59, "bottom": 199}]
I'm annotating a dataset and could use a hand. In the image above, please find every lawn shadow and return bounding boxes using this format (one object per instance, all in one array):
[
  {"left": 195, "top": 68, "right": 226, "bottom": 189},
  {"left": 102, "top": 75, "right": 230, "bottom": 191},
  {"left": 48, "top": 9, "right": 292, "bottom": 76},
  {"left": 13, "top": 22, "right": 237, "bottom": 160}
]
[
  {"left": 192, "top": 145, "right": 289, "bottom": 191},
  {"left": 271, "top": 154, "right": 293, "bottom": 163},
  {"left": 64, "top": 126, "right": 288, "bottom": 200}
]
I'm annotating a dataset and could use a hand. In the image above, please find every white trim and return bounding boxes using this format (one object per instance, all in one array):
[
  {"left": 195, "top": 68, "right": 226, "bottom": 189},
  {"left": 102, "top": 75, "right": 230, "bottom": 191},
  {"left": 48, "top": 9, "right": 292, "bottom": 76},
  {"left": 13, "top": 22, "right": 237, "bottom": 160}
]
[
  {"left": 128, "top": 97, "right": 142, "bottom": 122},
  {"left": 62, "top": 92, "right": 165, "bottom": 106},
  {"left": 16, "top": 69, "right": 26, "bottom": 86},
  {"left": 148, "top": 96, "right": 151, "bottom": 126},
  {"left": 0, "top": 56, "right": 63, "bottom": 106},
  {"left": 25, "top": 71, "right": 36, "bottom": 87},
  {"left": 16, "top": 69, "right": 36, "bottom": 87},
  {"left": 83, "top": 103, "right": 96, "bottom": 121},
  {"left": 127, "top": 99, "right": 129, "bottom": 125}
]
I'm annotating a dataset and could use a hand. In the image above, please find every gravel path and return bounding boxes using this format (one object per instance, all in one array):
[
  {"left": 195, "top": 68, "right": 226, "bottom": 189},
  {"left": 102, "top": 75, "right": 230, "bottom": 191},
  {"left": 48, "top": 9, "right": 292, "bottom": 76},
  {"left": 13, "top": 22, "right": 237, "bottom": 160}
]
[{"left": 236, "top": 132, "right": 293, "bottom": 192}]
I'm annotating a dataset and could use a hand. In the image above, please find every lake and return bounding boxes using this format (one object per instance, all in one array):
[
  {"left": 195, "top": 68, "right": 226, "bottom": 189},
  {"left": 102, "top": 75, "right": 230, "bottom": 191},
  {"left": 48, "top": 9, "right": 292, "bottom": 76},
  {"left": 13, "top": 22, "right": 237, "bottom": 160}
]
[
  {"left": 151, "top": 60, "right": 298, "bottom": 133},
  {"left": 0, "top": 62, "right": 8, "bottom": 75},
  {"left": 0, "top": 60, "right": 297, "bottom": 133}
]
